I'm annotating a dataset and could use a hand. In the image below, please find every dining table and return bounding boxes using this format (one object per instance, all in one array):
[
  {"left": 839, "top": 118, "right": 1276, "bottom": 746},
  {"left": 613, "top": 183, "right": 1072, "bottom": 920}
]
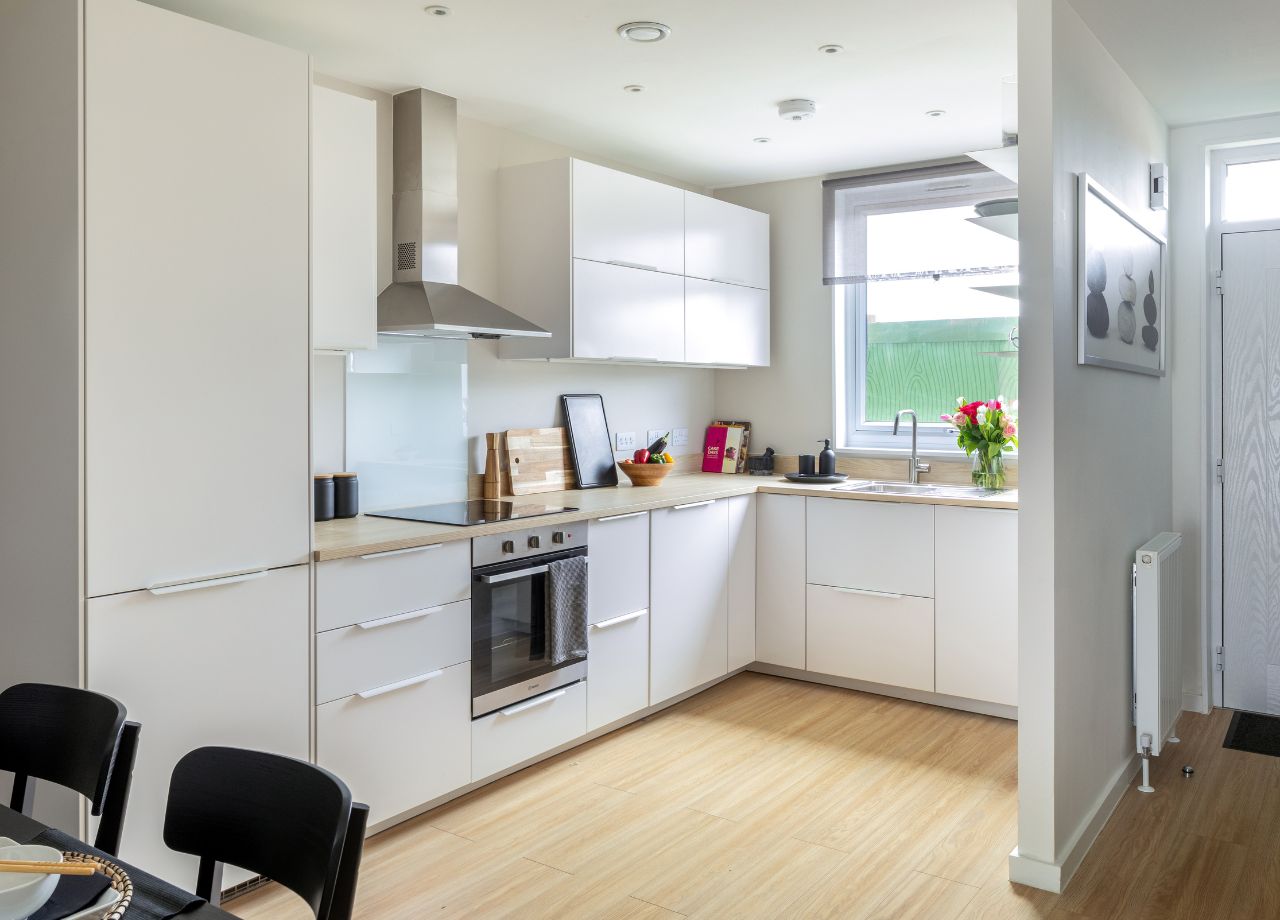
[{"left": 0, "top": 805, "right": 236, "bottom": 920}]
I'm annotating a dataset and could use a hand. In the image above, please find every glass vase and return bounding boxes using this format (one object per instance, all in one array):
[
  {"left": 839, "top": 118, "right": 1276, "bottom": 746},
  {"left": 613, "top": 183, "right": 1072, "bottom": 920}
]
[{"left": 971, "top": 450, "right": 1007, "bottom": 491}]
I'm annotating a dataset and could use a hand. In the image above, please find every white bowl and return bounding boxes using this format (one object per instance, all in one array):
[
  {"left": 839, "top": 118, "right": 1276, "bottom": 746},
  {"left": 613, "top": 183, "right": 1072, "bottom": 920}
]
[{"left": 0, "top": 843, "right": 63, "bottom": 920}]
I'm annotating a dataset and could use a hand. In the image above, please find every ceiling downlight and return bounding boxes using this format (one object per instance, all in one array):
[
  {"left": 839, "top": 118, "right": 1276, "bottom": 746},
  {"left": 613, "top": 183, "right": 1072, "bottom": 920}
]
[
  {"left": 623, "top": 84, "right": 645, "bottom": 93},
  {"left": 818, "top": 44, "right": 844, "bottom": 55},
  {"left": 423, "top": 5, "right": 450, "bottom": 16},
  {"left": 617, "top": 21, "right": 671, "bottom": 43}
]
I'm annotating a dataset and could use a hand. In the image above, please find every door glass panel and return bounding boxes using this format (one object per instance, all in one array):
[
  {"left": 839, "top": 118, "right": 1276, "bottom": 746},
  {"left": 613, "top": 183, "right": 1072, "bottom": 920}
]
[
  {"left": 487, "top": 576, "right": 546, "bottom": 684},
  {"left": 1224, "top": 159, "right": 1280, "bottom": 223}
]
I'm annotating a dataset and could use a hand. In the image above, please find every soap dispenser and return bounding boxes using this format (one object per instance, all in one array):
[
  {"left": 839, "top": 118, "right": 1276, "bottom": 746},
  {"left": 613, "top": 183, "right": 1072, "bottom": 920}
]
[{"left": 818, "top": 439, "right": 837, "bottom": 476}]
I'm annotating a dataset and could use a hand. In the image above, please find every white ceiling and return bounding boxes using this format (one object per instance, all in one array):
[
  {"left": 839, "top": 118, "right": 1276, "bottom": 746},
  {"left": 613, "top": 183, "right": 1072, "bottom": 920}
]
[
  {"left": 1070, "top": 0, "right": 1280, "bottom": 127},
  {"left": 145, "top": 0, "right": 1015, "bottom": 188}
]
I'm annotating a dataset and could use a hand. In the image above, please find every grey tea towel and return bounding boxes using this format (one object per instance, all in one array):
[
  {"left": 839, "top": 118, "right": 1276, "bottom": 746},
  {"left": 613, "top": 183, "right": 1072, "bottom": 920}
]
[{"left": 546, "top": 555, "right": 588, "bottom": 664}]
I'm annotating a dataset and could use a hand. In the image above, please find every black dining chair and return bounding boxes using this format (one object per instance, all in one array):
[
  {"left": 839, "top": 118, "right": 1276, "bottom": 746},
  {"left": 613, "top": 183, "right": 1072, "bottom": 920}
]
[
  {"left": 0, "top": 682, "right": 141, "bottom": 856},
  {"left": 163, "top": 747, "right": 368, "bottom": 920}
]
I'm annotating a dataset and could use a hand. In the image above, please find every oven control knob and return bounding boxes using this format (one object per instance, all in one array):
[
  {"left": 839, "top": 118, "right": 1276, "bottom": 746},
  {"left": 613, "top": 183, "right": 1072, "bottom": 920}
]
[
  {"left": 501, "top": 540, "right": 515, "bottom": 554},
  {"left": 528, "top": 535, "right": 541, "bottom": 549},
  {"left": 552, "top": 531, "right": 566, "bottom": 544}
]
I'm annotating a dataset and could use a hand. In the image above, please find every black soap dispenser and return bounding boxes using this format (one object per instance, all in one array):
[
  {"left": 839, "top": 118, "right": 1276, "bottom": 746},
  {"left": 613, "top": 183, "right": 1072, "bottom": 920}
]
[{"left": 818, "top": 439, "right": 837, "bottom": 476}]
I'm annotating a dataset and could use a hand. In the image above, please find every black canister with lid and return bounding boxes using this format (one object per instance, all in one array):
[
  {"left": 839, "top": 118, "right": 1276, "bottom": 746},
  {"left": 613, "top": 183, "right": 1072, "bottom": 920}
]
[
  {"left": 334, "top": 472, "right": 359, "bottom": 519},
  {"left": 314, "top": 474, "right": 335, "bottom": 522}
]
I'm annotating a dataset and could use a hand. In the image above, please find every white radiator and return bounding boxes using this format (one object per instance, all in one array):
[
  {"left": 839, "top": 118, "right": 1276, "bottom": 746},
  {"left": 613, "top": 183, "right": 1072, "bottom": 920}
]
[{"left": 1133, "top": 532, "right": 1184, "bottom": 763}]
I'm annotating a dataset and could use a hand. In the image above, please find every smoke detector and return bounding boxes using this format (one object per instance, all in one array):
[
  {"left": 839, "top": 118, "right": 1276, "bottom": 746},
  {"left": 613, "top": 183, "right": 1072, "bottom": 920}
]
[
  {"left": 778, "top": 99, "right": 817, "bottom": 122},
  {"left": 617, "top": 21, "right": 671, "bottom": 43}
]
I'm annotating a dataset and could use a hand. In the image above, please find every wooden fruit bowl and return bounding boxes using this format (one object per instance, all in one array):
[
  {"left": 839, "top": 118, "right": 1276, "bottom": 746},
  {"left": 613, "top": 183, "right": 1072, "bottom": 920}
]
[{"left": 618, "top": 462, "right": 674, "bottom": 486}]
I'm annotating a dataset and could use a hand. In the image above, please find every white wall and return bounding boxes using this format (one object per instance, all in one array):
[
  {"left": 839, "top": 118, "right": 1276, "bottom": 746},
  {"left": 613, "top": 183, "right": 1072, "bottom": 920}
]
[
  {"left": 1168, "top": 112, "right": 1280, "bottom": 715},
  {"left": 1013, "top": 0, "right": 1171, "bottom": 891},
  {"left": 311, "top": 76, "right": 716, "bottom": 474}
]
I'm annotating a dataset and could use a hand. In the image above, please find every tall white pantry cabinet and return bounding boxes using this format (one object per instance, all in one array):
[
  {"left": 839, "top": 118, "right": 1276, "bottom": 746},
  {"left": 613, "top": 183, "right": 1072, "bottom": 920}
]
[{"left": 1, "top": 0, "right": 311, "bottom": 888}]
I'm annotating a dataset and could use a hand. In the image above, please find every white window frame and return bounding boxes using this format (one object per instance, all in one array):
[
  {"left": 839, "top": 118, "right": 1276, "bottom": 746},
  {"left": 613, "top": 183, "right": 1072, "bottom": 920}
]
[{"left": 832, "top": 178, "right": 1018, "bottom": 454}]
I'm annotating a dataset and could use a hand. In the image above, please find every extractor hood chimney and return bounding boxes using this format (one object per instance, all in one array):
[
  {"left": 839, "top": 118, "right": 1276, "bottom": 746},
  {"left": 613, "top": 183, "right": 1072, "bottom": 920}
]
[{"left": 377, "top": 89, "right": 550, "bottom": 339}]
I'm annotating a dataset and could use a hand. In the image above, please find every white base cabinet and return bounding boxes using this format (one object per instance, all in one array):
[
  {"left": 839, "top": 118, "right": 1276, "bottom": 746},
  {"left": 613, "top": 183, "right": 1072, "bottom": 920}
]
[
  {"left": 756, "top": 494, "right": 806, "bottom": 669},
  {"left": 807, "top": 498, "right": 934, "bottom": 597},
  {"left": 472, "top": 682, "right": 588, "bottom": 781},
  {"left": 316, "top": 541, "right": 471, "bottom": 632},
  {"left": 727, "top": 495, "right": 757, "bottom": 670},
  {"left": 317, "top": 661, "right": 471, "bottom": 826},
  {"left": 587, "top": 610, "right": 650, "bottom": 731},
  {"left": 806, "top": 585, "right": 935, "bottom": 692},
  {"left": 587, "top": 512, "right": 650, "bottom": 625}
]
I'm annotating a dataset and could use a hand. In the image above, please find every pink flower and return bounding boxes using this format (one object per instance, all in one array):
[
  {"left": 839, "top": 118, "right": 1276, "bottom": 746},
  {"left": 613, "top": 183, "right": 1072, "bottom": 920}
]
[{"left": 1005, "top": 423, "right": 1017, "bottom": 437}]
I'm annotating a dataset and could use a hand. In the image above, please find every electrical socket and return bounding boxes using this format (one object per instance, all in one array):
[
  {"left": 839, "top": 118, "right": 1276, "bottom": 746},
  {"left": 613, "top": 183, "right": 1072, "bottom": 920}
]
[
  {"left": 615, "top": 431, "right": 637, "bottom": 451},
  {"left": 647, "top": 430, "right": 667, "bottom": 449},
  {"left": 672, "top": 428, "right": 689, "bottom": 448}
]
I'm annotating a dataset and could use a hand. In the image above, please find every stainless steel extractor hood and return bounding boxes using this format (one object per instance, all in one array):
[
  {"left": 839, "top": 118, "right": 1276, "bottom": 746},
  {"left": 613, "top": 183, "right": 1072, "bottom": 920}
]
[{"left": 377, "top": 89, "right": 550, "bottom": 339}]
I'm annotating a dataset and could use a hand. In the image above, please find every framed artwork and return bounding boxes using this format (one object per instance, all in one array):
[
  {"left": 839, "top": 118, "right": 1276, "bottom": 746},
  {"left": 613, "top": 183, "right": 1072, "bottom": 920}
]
[{"left": 1077, "top": 173, "right": 1167, "bottom": 376}]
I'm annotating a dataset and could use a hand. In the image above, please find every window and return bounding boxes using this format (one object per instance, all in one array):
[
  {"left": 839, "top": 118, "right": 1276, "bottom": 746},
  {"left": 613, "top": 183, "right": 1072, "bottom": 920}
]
[
  {"left": 1223, "top": 155, "right": 1280, "bottom": 223},
  {"left": 824, "top": 163, "right": 1019, "bottom": 450}
]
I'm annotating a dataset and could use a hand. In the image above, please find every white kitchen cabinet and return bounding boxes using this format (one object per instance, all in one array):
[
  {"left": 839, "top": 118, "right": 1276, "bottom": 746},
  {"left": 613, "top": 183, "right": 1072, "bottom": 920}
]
[
  {"left": 587, "top": 512, "right": 650, "bottom": 625},
  {"left": 807, "top": 498, "right": 935, "bottom": 598},
  {"left": 727, "top": 495, "right": 757, "bottom": 670},
  {"left": 684, "top": 192, "right": 770, "bottom": 290},
  {"left": 571, "top": 159, "right": 685, "bottom": 275},
  {"left": 806, "top": 584, "right": 935, "bottom": 692},
  {"left": 312, "top": 84, "right": 377, "bottom": 352},
  {"left": 83, "top": 0, "right": 311, "bottom": 597},
  {"left": 315, "top": 541, "right": 471, "bottom": 632},
  {"left": 649, "top": 499, "right": 729, "bottom": 703},
  {"left": 573, "top": 259, "right": 685, "bottom": 363},
  {"left": 86, "top": 565, "right": 310, "bottom": 888},
  {"left": 317, "top": 661, "right": 470, "bottom": 826},
  {"left": 472, "top": 682, "right": 588, "bottom": 781},
  {"left": 756, "top": 494, "right": 807, "bottom": 669},
  {"left": 685, "top": 279, "right": 770, "bottom": 367},
  {"left": 587, "top": 610, "right": 650, "bottom": 731},
  {"left": 935, "top": 507, "right": 1018, "bottom": 705}
]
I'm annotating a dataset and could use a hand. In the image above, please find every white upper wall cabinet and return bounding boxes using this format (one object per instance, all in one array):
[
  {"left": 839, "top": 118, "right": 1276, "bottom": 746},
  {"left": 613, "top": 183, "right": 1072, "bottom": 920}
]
[
  {"left": 684, "top": 192, "right": 770, "bottom": 290},
  {"left": 312, "top": 85, "right": 378, "bottom": 352},
  {"left": 499, "top": 157, "right": 769, "bottom": 366},
  {"left": 572, "top": 160, "right": 685, "bottom": 275},
  {"left": 84, "top": 0, "right": 311, "bottom": 596}
]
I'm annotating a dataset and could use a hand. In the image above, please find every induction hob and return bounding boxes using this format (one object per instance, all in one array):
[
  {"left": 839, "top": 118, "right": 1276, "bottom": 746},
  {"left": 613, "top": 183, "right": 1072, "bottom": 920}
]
[{"left": 366, "top": 500, "right": 580, "bottom": 527}]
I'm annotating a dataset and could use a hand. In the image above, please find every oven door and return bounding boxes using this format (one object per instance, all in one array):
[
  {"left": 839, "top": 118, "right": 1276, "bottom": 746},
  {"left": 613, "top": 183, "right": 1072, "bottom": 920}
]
[{"left": 471, "top": 547, "right": 587, "bottom": 717}]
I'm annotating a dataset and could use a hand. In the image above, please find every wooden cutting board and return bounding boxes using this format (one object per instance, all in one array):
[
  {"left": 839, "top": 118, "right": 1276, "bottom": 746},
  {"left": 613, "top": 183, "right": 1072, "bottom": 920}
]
[{"left": 504, "top": 427, "right": 578, "bottom": 495}]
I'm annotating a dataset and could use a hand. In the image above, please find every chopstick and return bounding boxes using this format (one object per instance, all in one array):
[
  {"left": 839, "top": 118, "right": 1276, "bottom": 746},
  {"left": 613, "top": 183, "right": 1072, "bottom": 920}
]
[{"left": 0, "top": 860, "right": 97, "bottom": 876}]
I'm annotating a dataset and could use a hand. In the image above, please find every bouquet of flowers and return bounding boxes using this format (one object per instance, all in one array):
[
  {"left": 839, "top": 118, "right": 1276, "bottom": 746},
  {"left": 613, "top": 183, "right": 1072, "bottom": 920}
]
[{"left": 940, "top": 397, "right": 1017, "bottom": 490}]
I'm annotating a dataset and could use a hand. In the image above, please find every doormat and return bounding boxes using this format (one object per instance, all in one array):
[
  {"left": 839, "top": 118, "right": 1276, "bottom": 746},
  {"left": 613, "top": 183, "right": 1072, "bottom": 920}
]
[{"left": 1223, "top": 710, "right": 1280, "bottom": 758}]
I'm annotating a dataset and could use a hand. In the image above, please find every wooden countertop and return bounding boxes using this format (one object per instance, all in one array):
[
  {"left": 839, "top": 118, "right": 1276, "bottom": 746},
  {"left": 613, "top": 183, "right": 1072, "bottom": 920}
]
[{"left": 314, "top": 474, "right": 1017, "bottom": 562}]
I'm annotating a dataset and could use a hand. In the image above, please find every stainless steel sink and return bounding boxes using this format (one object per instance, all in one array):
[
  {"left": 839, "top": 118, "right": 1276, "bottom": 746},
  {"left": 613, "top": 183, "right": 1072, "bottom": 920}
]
[{"left": 834, "top": 481, "right": 999, "bottom": 498}]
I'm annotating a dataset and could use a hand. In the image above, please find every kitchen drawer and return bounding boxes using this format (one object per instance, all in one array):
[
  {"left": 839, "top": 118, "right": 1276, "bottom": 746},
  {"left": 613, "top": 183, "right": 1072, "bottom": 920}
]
[
  {"left": 316, "top": 598, "right": 470, "bottom": 704},
  {"left": 587, "top": 512, "right": 649, "bottom": 625},
  {"left": 317, "top": 661, "right": 470, "bottom": 826},
  {"left": 316, "top": 540, "right": 470, "bottom": 632},
  {"left": 472, "top": 680, "right": 587, "bottom": 781},
  {"left": 806, "top": 498, "right": 934, "bottom": 597},
  {"left": 805, "top": 584, "right": 934, "bottom": 692},
  {"left": 587, "top": 609, "right": 649, "bottom": 731}
]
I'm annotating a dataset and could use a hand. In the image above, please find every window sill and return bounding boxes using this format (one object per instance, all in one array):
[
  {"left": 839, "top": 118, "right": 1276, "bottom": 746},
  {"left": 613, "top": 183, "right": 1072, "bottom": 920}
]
[{"left": 836, "top": 445, "right": 1019, "bottom": 464}]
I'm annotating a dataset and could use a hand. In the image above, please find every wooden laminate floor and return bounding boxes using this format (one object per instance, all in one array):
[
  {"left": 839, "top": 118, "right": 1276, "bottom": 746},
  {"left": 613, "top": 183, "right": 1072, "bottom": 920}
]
[{"left": 227, "top": 674, "right": 1277, "bottom": 919}]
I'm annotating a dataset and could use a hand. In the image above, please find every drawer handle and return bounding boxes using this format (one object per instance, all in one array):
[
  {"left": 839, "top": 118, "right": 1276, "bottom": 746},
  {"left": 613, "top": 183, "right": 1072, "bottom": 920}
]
[
  {"left": 498, "top": 689, "right": 567, "bottom": 716},
  {"left": 831, "top": 586, "right": 904, "bottom": 600},
  {"left": 608, "top": 355, "right": 659, "bottom": 363},
  {"left": 356, "top": 670, "right": 443, "bottom": 699},
  {"left": 355, "top": 605, "right": 445, "bottom": 630},
  {"left": 672, "top": 500, "right": 715, "bottom": 511},
  {"left": 590, "top": 610, "right": 646, "bottom": 630},
  {"left": 147, "top": 568, "right": 268, "bottom": 596},
  {"left": 605, "top": 260, "right": 660, "bottom": 272},
  {"left": 359, "top": 544, "right": 443, "bottom": 560},
  {"left": 596, "top": 511, "right": 647, "bottom": 523}
]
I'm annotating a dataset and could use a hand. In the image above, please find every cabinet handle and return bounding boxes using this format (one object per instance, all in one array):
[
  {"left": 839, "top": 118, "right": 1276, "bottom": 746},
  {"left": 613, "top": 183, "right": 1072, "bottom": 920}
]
[
  {"left": 606, "top": 260, "right": 660, "bottom": 272},
  {"left": 710, "top": 276, "right": 750, "bottom": 287},
  {"left": 359, "top": 544, "right": 443, "bottom": 561},
  {"left": 355, "top": 605, "right": 446, "bottom": 630},
  {"left": 596, "top": 511, "right": 647, "bottom": 523},
  {"left": 671, "top": 500, "right": 715, "bottom": 511},
  {"left": 498, "top": 688, "right": 567, "bottom": 716},
  {"left": 356, "top": 670, "right": 443, "bottom": 699},
  {"left": 147, "top": 568, "right": 268, "bottom": 596},
  {"left": 590, "top": 610, "right": 646, "bottom": 630},
  {"left": 608, "top": 355, "right": 659, "bottom": 363},
  {"left": 831, "top": 586, "right": 904, "bottom": 600}
]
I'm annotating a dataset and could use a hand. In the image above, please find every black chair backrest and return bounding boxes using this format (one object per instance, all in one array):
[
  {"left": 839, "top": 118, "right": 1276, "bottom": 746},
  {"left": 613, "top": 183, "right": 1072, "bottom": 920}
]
[
  {"left": 0, "top": 683, "right": 139, "bottom": 854},
  {"left": 163, "top": 747, "right": 361, "bottom": 919}
]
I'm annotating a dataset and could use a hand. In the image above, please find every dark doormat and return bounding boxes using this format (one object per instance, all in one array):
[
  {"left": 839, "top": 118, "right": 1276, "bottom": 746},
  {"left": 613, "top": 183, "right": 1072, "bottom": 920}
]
[{"left": 1223, "top": 710, "right": 1280, "bottom": 757}]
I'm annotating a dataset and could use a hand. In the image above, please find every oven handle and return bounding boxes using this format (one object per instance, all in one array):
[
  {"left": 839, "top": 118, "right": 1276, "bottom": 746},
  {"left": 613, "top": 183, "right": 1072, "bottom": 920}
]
[
  {"left": 498, "top": 688, "right": 567, "bottom": 717},
  {"left": 479, "top": 564, "right": 549, "bottom": 585}
]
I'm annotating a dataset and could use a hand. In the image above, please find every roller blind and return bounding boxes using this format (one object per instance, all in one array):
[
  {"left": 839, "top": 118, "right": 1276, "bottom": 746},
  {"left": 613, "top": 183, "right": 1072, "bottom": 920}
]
[{"left": 822, "top": 162, "right": 1016, "bottom": 285}]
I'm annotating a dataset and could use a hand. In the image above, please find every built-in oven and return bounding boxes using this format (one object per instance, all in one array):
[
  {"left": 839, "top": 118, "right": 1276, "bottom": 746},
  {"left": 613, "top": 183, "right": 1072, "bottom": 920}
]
[{"left": 471, "top": 523, "right": 588, "bottom": 718}]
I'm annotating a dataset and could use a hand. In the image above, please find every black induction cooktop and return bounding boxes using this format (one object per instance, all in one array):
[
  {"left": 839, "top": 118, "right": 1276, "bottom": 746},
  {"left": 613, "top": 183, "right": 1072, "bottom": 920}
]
[{"left": 367, "top": 500, "right": 579, "bottom": 527}]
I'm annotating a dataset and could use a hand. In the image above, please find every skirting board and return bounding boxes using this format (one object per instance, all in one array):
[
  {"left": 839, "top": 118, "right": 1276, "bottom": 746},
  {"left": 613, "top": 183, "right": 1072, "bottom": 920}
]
[
  {"left": 1183, "top": 689, "right": 1209, "bottom": 715},
  {"left": 1009, "top": 753, "right": 1140, "bottom": 893}
]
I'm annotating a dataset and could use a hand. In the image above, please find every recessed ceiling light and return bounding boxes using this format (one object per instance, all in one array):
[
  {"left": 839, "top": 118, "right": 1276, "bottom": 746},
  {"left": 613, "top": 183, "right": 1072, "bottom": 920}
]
[
  {"left": 778, "top": 99, "right": 817, "bottom": 122},
  {"left": 623, "top": 84, "right": 645, "bottom": 94},
  {"left": 753, "top": 137, "right": 771, "bottom": 144},
  {"left": 423, "top": 5, "right": 450, "bottom": 16},
  {"left": 925, "top": 109, "right": 947, "bottom": 118},
  {"left": 617, "top": 21, "right": 671, "bottom": 43},
  {"left": 818, "top": 44, "right": 844, "bottom": 55}
]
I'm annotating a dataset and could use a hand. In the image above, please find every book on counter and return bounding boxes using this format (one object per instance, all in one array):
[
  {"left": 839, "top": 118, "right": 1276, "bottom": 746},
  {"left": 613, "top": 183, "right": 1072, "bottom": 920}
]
[{"left": 702, "top": 420, "right": 752, "bottom": 474}]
